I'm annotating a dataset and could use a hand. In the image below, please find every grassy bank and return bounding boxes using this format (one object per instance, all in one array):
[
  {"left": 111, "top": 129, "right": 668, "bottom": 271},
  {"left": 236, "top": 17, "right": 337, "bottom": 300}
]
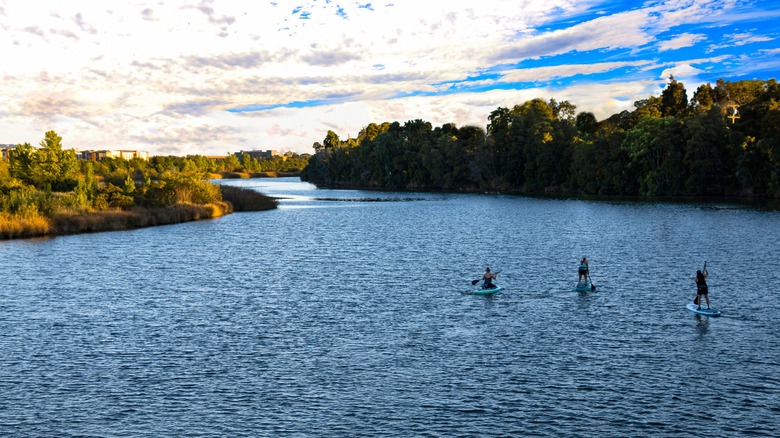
[
  {"left": 0, "top": 185, "right": 278, "bottom": 240},
  {"left": 214, "top": 171, "right": 300, "bottom": 179},
  {"left": 0, "top": 202, "right": 233, "bottom": 240}
]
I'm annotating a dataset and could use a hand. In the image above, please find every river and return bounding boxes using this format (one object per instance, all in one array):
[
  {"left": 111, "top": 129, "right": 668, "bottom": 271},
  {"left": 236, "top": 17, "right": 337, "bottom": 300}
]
[{"left": 1, "top": 177, "right": 778, "bottom": 436}]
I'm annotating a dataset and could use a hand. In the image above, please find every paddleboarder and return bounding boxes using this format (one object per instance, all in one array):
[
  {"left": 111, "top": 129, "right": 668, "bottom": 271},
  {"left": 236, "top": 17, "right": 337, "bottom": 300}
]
[
  {"left": 481, "top": 267, "right": 497, "bottom": 289},
  {"left": 695, "top": 267, "right": 710, "bottom": 310},
  {"left": 577, "top": 257, "right": 589, "bottom": 284}
]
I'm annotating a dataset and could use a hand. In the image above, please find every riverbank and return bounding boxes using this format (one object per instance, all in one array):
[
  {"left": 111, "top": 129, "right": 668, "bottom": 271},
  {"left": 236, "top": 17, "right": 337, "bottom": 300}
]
[
  {"left": 0, "top": 203, "right": 232, "bottom": 240},
  {"left": 0, "top": 185, "right": 278, "bottom": 240},
  {"left": 212, "top": 171, "right": 300, "bottom": 179},
  {"left": 307, "top": 180, "right": 780, "bottom": 209}
]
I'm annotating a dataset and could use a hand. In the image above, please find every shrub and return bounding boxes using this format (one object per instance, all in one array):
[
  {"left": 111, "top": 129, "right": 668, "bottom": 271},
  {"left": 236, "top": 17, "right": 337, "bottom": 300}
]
[{"left": 219, "top": 185, "right": 278, "bottom": 211}]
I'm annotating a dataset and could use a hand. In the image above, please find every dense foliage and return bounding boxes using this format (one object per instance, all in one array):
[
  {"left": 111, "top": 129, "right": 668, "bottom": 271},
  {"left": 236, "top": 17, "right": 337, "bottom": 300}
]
[
  {"left": 301, "top": 77, "right": 780, "bottom": 198},
  {"left": 0, "top": 133, "right": 284, "bottom": 238}
]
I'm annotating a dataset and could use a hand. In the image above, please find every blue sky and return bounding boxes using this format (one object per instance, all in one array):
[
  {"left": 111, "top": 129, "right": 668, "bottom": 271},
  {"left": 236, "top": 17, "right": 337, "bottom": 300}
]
[{"left": 1, "top": 0, "right": 779, "bottom": 155}]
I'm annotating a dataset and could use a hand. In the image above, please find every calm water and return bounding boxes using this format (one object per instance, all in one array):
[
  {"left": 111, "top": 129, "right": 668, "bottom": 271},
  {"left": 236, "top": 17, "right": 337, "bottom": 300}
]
[{"left": 1, "top": 177, "right": 779, "bottom": 437}]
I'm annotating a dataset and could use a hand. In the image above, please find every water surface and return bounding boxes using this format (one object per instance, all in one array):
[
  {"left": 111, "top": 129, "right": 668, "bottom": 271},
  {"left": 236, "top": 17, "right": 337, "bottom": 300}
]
[{"left": 1, "top": 177, "right": 778, "bottom": 436}]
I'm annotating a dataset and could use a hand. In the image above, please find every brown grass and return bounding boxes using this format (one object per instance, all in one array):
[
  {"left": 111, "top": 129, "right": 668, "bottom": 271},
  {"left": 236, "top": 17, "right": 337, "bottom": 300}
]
[
  {"left": 219, "top": 172, "right": 251, "bottom": 179},
  {"left": 6, "top": 201, "right": 235, "bottom": 238},
  {"left": 220, "top": 185, "right": 278, "bottom": 211},
  {"left": 0, "top": 212, "right": 51, "bottom": 239}
]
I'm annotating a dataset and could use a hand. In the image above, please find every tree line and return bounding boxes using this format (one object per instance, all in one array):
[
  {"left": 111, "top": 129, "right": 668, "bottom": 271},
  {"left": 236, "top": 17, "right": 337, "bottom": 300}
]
[{"left": 301, "top": 77, "right": 780, "bottom": 199}]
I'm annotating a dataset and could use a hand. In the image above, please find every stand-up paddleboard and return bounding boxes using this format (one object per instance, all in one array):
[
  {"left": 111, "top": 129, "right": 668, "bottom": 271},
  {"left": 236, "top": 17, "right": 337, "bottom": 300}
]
[
  {"left": 575, "top": 281, "right": 595, "bottom": 292},
  {"left": 473, "top": 285, "right": 502, "bottom": 295},
  {"left": 686, "top": 303, "right": 721, "bottom": 317}
]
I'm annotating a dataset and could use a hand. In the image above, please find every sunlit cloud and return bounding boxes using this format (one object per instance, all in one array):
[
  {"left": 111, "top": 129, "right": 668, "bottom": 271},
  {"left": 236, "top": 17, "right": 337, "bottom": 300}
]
[
  {"left": 658, "top": 33, "right": 707, "bottom": 51},
  {"left": 0, "top": 0, "right": 777, "bottom": 155}
]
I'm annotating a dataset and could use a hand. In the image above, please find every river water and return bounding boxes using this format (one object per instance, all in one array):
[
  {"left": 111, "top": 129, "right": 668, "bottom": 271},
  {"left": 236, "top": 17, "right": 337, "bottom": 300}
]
[{"left": 1, "top": 177, "right": 779, "bottom": 436}]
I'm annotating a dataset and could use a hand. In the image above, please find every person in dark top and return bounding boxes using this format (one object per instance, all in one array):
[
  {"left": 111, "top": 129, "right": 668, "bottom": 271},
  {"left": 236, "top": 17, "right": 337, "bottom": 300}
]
[
  {"left": 695, "top": 267, "right": 710, "bottom": 310},
  {"left": 577, "top": 257, "right": 589, "bottom": 284},
  {"left": 481, "top": 267, "right": 497, "bottom": 289}
]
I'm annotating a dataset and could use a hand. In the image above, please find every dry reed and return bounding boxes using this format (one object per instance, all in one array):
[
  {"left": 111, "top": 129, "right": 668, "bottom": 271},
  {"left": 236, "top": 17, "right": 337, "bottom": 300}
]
[
  {"left": 0, "top": 212, "right": 51, "bottom": 239},
  {"left": 219, "top": 185, "right": 278, "bottom": 211}
]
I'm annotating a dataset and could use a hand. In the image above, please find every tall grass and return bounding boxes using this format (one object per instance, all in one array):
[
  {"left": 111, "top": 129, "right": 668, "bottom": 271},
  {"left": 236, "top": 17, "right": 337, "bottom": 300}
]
[
  {"left": 220, "top": 185, "right": 278, "bottom": 211},
  {"left": 0, "top": 212, "right": 51, "bottom": 239},
  {"left": 49, "top": 202, "right": 233, "bottom": 235},
  {"left": 219, "top": 172, "right": 251, "bottom": 179}
]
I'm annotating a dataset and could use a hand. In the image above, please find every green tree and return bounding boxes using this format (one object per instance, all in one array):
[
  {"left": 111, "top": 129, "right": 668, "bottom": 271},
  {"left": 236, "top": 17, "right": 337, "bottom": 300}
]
[
  {"left": 575, "top": 112, "right": 598, "bottom": 137},
  {"left": 622, "top": 116, "right": 685, "bottom": 196},
  {"left": 323, "top": 130, "right": 341, "bottom": 151},
  {"left": 683, "top": 106, "right": 734, "bottom": 195},
  {"left": 691, "top": 83, "right": 715, "bottom": 113},
  {"left": 29, "top": 131, "right": 79, "bottom": 191},
  {"left": 8, "top": 143, "right": 35, "bottom": 183},
  {"left": 660, "top": 75, "right": 688, "bottom": 118}
]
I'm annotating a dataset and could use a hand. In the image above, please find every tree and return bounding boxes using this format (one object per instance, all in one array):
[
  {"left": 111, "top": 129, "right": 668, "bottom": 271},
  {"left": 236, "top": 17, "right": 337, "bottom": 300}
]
[
  {"left": 661, "top": 75, "right": 688, "bottom": 118},
  {"left": 516, "top": 99, "right": 557, "bottom": 190},
  {"left": 575, "top": 112, "right": 598, "bottom": 136},
  {"left": 622, "top": 116, "right": 685, "bottom": 196},
  {"left": 691, "top": 83, "right": 715, "bottom": 113},
  {"left": 18, "top": 131, "right": 80, "bottom": 191},
  {"left": 323, "top": 130, "right": 341, "bottom": 151},
  {"left": 8, "top": 143, "right": 35, "bottom": 183},
  {"left": 634, "top": 96, "right": 663, "bottom": 118},
  {"left": 486, "top": 106, "right": 513, "bottom": 184},
  {"left": 683, "top": 107, "right": 734, "bottom": 195}
]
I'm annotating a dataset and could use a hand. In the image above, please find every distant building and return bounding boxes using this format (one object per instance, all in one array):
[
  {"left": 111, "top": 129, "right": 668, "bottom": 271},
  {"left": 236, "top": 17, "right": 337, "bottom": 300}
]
[
  {"left": 236, "top": 149, "right": 278, "bottom": 161},
  {"left": 1, "top": 145, "right": 148, "bottom": 161},
  {"left": 1, "top": 144, "right": 16, "bottom": 159},
  {"left": 78, "top": 150, "right": 149, "bottom": 161}
]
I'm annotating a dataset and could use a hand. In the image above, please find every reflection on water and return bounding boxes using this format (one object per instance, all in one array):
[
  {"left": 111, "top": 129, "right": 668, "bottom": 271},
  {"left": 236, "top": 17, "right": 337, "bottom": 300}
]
[
  {"left": 2, "top": 177, "right": 779, "bottom": 436},
  {"left": 695, "top": 314, "right": 710, "bottom": 338}
]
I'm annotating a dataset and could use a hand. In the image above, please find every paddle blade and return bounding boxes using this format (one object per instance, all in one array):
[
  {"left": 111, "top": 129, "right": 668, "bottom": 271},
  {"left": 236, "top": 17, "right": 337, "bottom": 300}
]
[
  {"left": 591, "top": 284, "right": 596, "bottom": 291},
  {"left": 471, "top": 279, "right": 480, "bottom": 285}
]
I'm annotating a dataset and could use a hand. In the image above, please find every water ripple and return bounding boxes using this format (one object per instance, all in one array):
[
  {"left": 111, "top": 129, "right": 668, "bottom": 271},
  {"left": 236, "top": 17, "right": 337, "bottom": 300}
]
[{"left": 1, "top": 178, "right": 779, "bottom": 436}]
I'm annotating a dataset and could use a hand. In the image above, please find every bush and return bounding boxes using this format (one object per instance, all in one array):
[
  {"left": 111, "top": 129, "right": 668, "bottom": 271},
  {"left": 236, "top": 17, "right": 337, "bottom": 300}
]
[{"left": 220, "top": 185, "right": 278, "bottom": 211}]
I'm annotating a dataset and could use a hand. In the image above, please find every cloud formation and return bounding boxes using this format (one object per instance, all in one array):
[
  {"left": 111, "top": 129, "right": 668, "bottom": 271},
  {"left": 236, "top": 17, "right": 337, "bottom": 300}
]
[{"left": 0, "top": 0, "right": 778, "bottom": 155}]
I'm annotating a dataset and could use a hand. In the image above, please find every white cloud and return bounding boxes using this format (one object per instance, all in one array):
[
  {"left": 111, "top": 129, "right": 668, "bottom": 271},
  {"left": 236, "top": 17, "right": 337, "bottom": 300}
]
[
  {"left": 658, "top": 33, "right": 707, "bottom": 51},
  {"left": 492, "top": 9, "right": 654, "bottom": 62},
  {"left": 725, "top": 32, "right": 774, "bottom": 46},
  {"left": 499, "top": 61, "right": 653, "bottom": 83},
  {"left": 0, "top": 0, "right": 777, "bottom": 155}
]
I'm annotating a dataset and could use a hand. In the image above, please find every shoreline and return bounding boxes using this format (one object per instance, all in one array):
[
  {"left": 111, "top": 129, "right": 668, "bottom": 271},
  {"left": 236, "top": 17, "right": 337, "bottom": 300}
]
[
  {"left": 1, "top": 184, "right": 279, "bottom": 241},
  {"left": 1, "top": 202, "right": 233, "bottom": 241},
  {"left": 211, "top": 171, "right": 301, "bottom": 179},
  {"left": 305, "top": 181, "right": 780, "bottom": 209}
]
